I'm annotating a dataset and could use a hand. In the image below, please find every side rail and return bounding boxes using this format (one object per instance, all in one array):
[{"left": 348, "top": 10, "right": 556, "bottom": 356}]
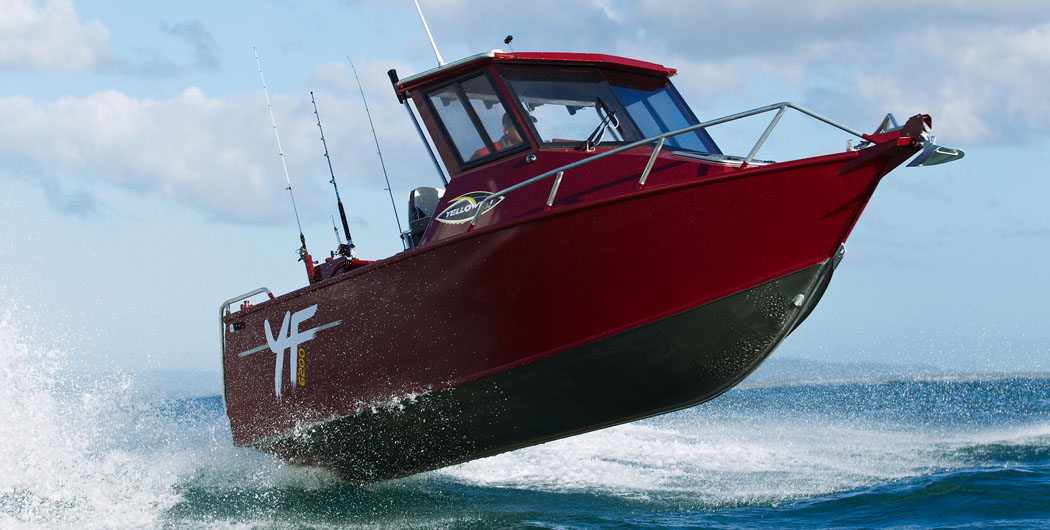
[
  {"left": 219, "top": 287, "right": 273, "bottom": 410},
  {"left": 468, "top": 101, "right": 873, "bottom": 230}
]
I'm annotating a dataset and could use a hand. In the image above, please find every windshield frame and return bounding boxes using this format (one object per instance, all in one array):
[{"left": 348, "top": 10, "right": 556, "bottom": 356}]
[{"left": 496, "top": 64, "right": 721, "bottom": 155}]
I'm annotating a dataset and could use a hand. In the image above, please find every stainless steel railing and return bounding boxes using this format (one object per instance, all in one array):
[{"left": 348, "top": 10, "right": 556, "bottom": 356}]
[
  {"left": 219, "top": 286, "right": 273, "bottom": 411},
  {"left": 468, "top": 101, "right": 872, "bottom": 230}
]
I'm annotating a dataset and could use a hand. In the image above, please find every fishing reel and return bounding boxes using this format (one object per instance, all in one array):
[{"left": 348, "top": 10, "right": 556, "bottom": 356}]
[{"left": 336, "top": 243, "right": 356, "bottom": 259}]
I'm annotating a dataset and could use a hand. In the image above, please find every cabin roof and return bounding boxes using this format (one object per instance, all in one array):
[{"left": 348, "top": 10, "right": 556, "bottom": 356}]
[{"left": 394, "top": 51, "right": 677, "bottom": 97}]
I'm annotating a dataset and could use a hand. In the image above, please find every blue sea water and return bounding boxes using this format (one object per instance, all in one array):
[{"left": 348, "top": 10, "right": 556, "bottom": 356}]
[{"left": 2, "top": 314, "right": 1048, "bottom": 529}]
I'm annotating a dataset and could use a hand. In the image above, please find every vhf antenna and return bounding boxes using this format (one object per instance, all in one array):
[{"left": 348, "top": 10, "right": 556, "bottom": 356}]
[
  {"left": 254, "top": 47, "right": 315, "bottom": 279},
  {"left": 413, "top": 0, "right": 445, "bottom": 67},
  {"left": 311, "top": 91, "right": 355, "bottom": 258},
  {"left": 348, "top": 57, "right": 405, "bottom": 249}
]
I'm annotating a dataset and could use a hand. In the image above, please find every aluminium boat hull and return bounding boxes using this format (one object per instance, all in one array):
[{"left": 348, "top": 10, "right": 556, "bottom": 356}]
[
  {"left": 221, "top": 141, "right": 917, "bottom": 483},
  {"left": 260, "top": 260, "right": 834, "bottom": 483}
]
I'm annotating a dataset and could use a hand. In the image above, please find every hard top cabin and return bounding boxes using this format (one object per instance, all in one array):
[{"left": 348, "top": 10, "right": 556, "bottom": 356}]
[{"left": 391, "top": 51, "right": 738, "bottom": 248}]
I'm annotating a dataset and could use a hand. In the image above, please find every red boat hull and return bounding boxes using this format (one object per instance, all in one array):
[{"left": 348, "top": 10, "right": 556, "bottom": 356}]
[
  {"left": 262, "top": 260, "right": 833, "bottom": 482},
  {"left": 222, "top": 141, "right": 916, "bottom": 482}
]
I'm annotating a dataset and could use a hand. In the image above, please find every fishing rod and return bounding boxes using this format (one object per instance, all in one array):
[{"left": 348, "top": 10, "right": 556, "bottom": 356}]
[
  {"left": 254, "top": 47, "right": 315, "bottom": 280},
  {"left": 311, "top": 91, "right": 355, "bottom": 258},
  {"left": 348, "top": 57, "right": 405, "bottom": 249}
]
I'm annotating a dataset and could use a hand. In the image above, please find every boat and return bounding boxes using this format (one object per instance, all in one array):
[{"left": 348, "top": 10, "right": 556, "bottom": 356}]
[{"left": 219, "top": 50, "right": 963, "bottom": 484}]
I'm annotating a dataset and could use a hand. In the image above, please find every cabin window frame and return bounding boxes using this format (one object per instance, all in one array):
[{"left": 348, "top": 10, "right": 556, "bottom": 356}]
[{"left": 421, "top": 68, "right": 531, "bottom": 171}]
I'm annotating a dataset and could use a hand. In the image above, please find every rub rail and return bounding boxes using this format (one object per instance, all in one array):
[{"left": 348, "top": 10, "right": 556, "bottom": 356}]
[{"left": 468, "top": 101, "right": 873, "bottom": 230}]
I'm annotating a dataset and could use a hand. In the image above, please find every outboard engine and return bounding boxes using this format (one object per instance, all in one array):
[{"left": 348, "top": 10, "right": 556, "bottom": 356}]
[{"left": 404, "top": 186, "right": 444, "bottom": 248}]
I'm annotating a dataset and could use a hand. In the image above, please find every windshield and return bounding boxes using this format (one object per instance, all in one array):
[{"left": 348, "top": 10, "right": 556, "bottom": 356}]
[
  {"left": 499, "top": 65, "right": 720, "bottom": 154},
  {"left": 499, "top": 67, "right": 641, "bottom": 147},
  {"left": 604, "top": 71, "right": 720, "bottom": 154}
]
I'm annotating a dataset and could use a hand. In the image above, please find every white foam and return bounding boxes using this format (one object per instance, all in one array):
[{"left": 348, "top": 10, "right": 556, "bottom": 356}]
[
  {"left": 437, "top": 405, "right": 1044, "bottom": 507},
  {"left": 2, "top": 299, "right": 1046, "bottom": 526}
]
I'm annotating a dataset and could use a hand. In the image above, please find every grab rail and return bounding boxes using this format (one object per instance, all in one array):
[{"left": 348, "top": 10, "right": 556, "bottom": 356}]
[
  {"left": 220, "top": 287, "right": 274, "bottom": 318},
  {"left": 219, "top": 286, "right": 273, "bottom": 411},
  {"left": 468, "top": 101, "right": 873, "bottom": 230}
]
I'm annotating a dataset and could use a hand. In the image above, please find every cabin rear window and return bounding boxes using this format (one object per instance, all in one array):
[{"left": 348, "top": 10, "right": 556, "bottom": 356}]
[{"left": 424, "top": 72, "right": 527, "bottom": 167}]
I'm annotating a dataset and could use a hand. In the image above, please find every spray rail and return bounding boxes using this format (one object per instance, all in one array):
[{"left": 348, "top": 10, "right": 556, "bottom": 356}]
[{"left": 468, "top": 102, "right": 881, "bottom": 231}]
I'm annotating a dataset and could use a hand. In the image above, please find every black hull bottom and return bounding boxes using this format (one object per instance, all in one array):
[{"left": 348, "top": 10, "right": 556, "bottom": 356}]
[{"left": 258, "top": 260, "right": 834, "bottom": 484}]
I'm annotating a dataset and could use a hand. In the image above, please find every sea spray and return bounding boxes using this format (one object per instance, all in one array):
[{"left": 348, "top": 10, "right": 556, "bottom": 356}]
[
  {"left": 0, "top": 303, "right": 348, "bottom": 529},
  {"left": 0, "top": 308, "right": 184, "bottom": 529},
  {"left": 2, "top": 301, "right": 1047, "bottom": 528}
]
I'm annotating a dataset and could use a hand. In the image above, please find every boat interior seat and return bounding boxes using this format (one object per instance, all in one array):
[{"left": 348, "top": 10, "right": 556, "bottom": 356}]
[{"left": 407, "top": 186, "right": 444, "bottom": 247}]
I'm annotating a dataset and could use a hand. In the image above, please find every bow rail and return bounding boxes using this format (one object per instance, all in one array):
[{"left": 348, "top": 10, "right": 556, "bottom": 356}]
[{"left": 468, "top": 101, "right": 875, "bottom": 230}]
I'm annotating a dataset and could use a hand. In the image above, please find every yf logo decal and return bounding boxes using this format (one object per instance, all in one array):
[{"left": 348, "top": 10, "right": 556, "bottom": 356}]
[{"left": 238, "top": 304, "right": 340, "bottom": 401}]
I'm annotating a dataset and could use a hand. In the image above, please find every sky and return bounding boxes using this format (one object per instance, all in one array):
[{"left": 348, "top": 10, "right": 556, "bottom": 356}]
[{"left": 0, "top": 0, "right": 1047, "bottom": 374}]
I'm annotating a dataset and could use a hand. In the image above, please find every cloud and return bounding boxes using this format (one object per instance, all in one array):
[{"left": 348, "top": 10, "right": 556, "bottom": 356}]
[
  {"left": 0, "top": 0, "right": 110, "bottom": 72},
  {"left": 0, "top": 89, "right": 276, "bottom": 221},
  {"left": 308, "top": 61, "right": 360, "bottom": 94},
  {"left": 378, "top": 1, "right": 1050, "bottom": 146},
  {"left": 0, "top": 64, "right": 428, "bottom": 224},
  {"left": 39, "top": 179, "right": 100, "bottom": 219},
  {"left": 161, "top": 19, "right": 221, "bottom": 72},
  {"left": 0, "top": 1, "right": 224, "bottom": 76}
]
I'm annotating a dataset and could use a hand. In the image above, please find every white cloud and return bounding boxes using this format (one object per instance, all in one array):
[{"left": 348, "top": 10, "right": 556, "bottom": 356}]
[
  {"left": 0, "top": 62, "right": 431, "bottom": 223},
  {"left": 5, "top": 1, "right": 1049, "bottom": 224},
  {"left": 0, "top": 0, "right": 110, "bottom": 71},
  {"left": 839, "top": 23, "right": 1050, "bottom": 144},
  {"left": 385, "top": 1, "right": 1050, "bottom": 145},
  {"left": 0, "top": 88, "right": 278, "bottom": 220}
]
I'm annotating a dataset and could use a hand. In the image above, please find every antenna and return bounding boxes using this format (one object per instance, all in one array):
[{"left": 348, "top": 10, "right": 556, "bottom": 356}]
[
  {"left": 254, "top": 47, "right": 315, "bottom": 280},
  {"left": 349, "top": 57, "right": 406, "bottom": 249},
  {"left": 413, "top": 0, "right": 445, "bottom": 66},
  {"left": 311, "top": 91, "right": 355, "bottom": 258},
  {"left": 504, "top": 35, "right": 514, "bottom": 52}
]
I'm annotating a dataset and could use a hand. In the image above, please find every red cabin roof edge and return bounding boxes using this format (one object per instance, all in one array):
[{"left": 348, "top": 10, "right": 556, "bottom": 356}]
[{"left": 395, "top": 51, "right": 676, "bottom": 97}]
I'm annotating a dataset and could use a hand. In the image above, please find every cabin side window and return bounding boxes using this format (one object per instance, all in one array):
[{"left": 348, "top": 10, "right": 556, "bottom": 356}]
[{"left": 424, "top": 72, "right": 527, "bottom": 168}]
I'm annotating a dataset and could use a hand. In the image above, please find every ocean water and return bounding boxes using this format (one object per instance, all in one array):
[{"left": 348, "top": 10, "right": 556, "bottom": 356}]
[{"left": 2, "top": 313, "right": 1048, "bottom": 529}]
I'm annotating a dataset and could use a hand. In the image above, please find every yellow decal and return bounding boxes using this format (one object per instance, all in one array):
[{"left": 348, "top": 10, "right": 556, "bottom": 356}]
[{"left": 297, "top": 346, "right": 306, "bottom": 387}]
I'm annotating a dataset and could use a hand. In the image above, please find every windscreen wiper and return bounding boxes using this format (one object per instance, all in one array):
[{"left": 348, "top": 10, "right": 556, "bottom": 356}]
[{"left": 580, "top": 97, "right": 619, "bottom": 151}]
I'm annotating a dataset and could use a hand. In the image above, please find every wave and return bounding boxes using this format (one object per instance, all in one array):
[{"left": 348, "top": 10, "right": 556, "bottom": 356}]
[{"left": 2, "top": 306, "right": 1048, "bottom": 529}]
